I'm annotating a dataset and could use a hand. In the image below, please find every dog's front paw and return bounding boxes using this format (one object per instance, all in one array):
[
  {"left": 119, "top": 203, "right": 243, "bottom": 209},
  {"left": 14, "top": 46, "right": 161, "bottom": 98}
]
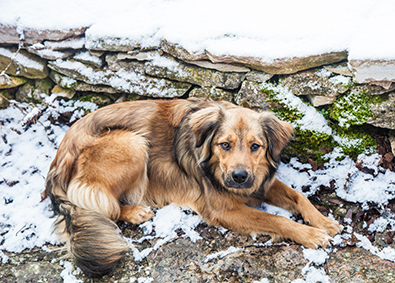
[
  {"left": 310, "top": 215, "right": 342, "bottom": 237},
  {"left": 295, "top": 225, "right": 332, "bottom": 249}
]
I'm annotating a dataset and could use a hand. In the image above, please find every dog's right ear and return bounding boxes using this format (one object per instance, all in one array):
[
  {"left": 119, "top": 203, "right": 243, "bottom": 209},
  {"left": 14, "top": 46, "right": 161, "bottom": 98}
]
[{"left": 189, "top": 106, "right": 223, "bottom": 148}]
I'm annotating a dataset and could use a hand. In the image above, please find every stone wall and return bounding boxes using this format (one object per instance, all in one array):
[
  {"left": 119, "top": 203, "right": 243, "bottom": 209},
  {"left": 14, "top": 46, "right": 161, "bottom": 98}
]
[{"left": 1, "top": 26, "right": 394, "bottom": 160}]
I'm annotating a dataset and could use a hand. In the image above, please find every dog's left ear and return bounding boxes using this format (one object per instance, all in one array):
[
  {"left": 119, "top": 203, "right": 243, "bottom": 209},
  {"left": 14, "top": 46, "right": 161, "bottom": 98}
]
[
  {"left": 260, "top": 112, "right": 293, "bottom": 162},
  {"left": 189, "top": 106, "right": 223, "bottom": 148}
]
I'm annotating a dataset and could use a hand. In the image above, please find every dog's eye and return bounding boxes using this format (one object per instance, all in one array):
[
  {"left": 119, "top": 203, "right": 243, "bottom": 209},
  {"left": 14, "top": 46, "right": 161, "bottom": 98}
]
[
  {"left": 220, "top": 142, "right": 231, "bottom": 150},
  {"left": 250, "top": 143, "right": 260, "bottom": 152}
]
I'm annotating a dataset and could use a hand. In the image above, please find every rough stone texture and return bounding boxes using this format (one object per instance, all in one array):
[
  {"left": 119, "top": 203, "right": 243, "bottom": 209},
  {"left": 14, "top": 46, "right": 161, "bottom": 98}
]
[
  {"left": 44, "top": 37, "right": 86, "bottom": 50},
  {"left": 51, "top": 85, "right": 76, "bottom": 99},
  {"left": 324, "top": 62, "right": 353, "bottom": 77},
  {"left": 0, "top": 89, "right": 13, "bottom": 108},
  {"left": 235, "top": 81, "right": 271, "bottom": 112},
  {"left": 245, "top": 71, "right": 273, "bottom": 83},
  {"left": 367, "top": 91, "right": 395, "bottom": 130},
  {"left": 281, "top": 69, "right": 349, "bottom": 106},
  {"left": 161, "top": 39, "right": 209, "bottom": 61},
  {"left": 49, "top": 71, "right": 122, "bottom": 94},
  {"left": 48, "top": 59, "right": 191, "bottom": 98},
  {"left": 0, "top": 47, "right": 49, "bottom": 79},
  {"left": 349, "top": 59, "right": 395, "bottom": 84},
  {"left": 185, "top": 60, "right": 250, "bottom": 73},
  {"left": 27, "top": 45, "right": 74, "bottom": 60},
  {"left": 85, "top": 36, "right": 156, "bottom": 52},
  {"left": 327, "top": 247, "right": 395, "bottom": 282},
  {"left": 117, "top": 50, "right": 163, "bottom": 61},
  {"left": 107, "top": 53, "right": 246, "bottom": 90},
  {"left": 15, "top": 78, "right": 54, "bottom": 103},
  {"left": 0, "top": 23, "right": 88, "bottom": 45},
  {"left": 0, "top": 75, "right": 28, "bottom": 89},
  {"left": 1, "top": 228, "right": 394, "bottom": 283},
  {"left": 206, "top": 50, "right": 349, "bottom": 75},
  {"left": 189, "top": 86, "right": 235, "bottom": 102}
]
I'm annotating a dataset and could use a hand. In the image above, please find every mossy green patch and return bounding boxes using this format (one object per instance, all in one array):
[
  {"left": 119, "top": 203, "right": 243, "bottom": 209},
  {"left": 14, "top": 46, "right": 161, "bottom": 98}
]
[{"left": 330, "top": 89, "right": 383, "bottom": 128}]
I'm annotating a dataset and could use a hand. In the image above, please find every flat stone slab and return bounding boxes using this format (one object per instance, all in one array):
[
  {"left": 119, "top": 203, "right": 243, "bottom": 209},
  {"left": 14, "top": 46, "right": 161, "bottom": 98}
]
[
  {"left": 0, "top": 47, "right": 49, "bottom": 79},
  {"left": 0, "top": 24, "right": 88, "bottom": 45},
  {"left": 349, "top": 59, "right": 395, "bottom": 84}
]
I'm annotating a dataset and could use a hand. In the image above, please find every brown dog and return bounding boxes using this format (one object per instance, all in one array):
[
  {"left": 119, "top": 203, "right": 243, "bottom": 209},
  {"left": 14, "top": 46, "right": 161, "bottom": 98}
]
[{"left": 46, "top": 98, "right": 341, "bottom": 276}]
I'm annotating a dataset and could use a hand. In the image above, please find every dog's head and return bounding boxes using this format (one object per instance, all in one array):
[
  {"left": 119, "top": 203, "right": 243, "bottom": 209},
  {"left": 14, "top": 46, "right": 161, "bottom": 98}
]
[{"left": 190, "top": 105, "right": 293, "bottom": 195}]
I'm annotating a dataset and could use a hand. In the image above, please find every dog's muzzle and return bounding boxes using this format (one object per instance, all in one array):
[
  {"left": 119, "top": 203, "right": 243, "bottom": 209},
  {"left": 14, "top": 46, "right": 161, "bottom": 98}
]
[{"left": 224, "top": 169, "right": 254, "bottom": 189}]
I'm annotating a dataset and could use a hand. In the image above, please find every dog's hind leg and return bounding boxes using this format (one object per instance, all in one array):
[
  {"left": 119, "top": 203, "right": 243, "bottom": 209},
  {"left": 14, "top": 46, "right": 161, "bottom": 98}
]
[{"left": 69, "top": 130, "right": 153, "bottom": 222}]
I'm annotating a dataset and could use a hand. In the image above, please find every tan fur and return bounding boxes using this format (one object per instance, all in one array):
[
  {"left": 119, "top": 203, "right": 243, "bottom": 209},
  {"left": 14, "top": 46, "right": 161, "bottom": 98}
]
[{"left": 46, "top": 98, "right": 341, "bottom": 276}]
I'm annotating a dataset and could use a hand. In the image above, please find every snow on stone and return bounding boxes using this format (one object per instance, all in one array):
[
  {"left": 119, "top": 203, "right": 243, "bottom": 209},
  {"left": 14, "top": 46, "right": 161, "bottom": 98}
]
[
  {"left": 302, "top": 248, "right": 329, "bottom": 266},
  {"left": 0, "top": 47, "right": 44, "bottom": 71},
  {"left": 204, "top": 246, "right": 243, "bottom": 263},
  {"left": 73, "top": 51, "right": 102, "bottom": 66},
  {"left": 354, "top": 233, "right": 395, "bottom": 262},
  {"left": 277, "top": 150, "right": 395, "bottom": 206},
  {"left": 1, "top": 0, "right": 394, "bottom": 60},
  {"left": 368, "top": 216, "right": 395, "bottom": 233},
  {"left": 59, "top": 260, "right": 83, "bottom": 283},
  {"left": 44, "top": 37, "right": 86, "bottom": 50},
  {"left": 292, "top": 266, "right": 331, "bottom": 283}
]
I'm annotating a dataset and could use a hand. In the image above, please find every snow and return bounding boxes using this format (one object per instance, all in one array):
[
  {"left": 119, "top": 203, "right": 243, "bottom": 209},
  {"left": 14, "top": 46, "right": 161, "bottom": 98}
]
[
  {"left": 0, "top": 0, "right": 394, "bottom": 60},
  {"left": 204, "top": 246, "right": 243, "bottom": 263},
  {"left": 0, "top": 47, "right": 44, "bottom": 71}
]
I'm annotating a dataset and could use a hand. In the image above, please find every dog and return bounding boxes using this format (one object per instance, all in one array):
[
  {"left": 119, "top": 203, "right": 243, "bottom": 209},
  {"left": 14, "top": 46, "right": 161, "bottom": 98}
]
[{"left": 45, "top": 97, "right": 341, "bottom": 277}]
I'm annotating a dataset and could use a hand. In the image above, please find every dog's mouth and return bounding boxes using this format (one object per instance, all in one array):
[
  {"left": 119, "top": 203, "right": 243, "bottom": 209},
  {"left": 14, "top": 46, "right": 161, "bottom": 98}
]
[{"left": 223, "top": 169, "right": 254, "bottom": 189}]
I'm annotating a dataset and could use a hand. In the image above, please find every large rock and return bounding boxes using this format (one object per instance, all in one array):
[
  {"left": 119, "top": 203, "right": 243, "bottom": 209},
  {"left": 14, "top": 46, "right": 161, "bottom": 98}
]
[
  {"left": 0, "top": 24, "right": 88, "bottom": 45},
  {"left": 0, "top": 75, "right": 28, "bottom": 89},
  {"left": 185, "top": 60, "right": 250, "bottom": 73},
  {"left": 235, "top": 81, "right": 271, "bottom": 112},
  {"left": 282, "top": 68, "right": 350, "bottom": 106},
  {"left": 349, "top": 59, "right": 395, "bottom": 84},
  {"left": 85, "top": 35, "right": 157, "bottom": 52},
  {"left": 161, "top": 40, "right": 209, "bottom": 61},
  {"left": 367, "top": 91, "right": 395, "bottom": 129},
  {"left": 50, "top": 71, "right": 123, "bottom": 94},
  {"left": 107, "top": 53, "right": 246, "bottom": 90},
  {"left": 0, "top": 47, "right": 49, "bottom": 79},
  {"left": 15, "top": 78, "right": 54, "bottom": 103},
  {"left": 189, "top": 87, "right": 235, "bottom": 102},
  {"left": 48, "top": 59, "right": 191, "bottom": 98},
  {"left": 44, "top": 37, "right": 86, "bottom": 50},
  {"left": 206, "top": 50, "right": 348, "bottom": 75},
  {"left": 27, "top": 44, "right": 74, "bottom": 60}
]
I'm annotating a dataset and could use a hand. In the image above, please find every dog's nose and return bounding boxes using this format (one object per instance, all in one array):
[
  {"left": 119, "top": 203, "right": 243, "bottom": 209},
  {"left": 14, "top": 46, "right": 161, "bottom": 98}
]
[{"left": 232, "top": 169, "right": 248, "bottom": 183}]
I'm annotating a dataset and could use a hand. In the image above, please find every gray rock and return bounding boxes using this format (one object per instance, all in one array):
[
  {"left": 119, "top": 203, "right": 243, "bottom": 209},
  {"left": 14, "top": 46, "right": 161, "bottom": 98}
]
[
  {"left": 349, "top": 59, "right": 395, "bottom": 84},
  {"left": 50, "top": 70, "right": 123, "bottom": 94},
  {"left": 44, "top": 37, "right": 85, "bottom": 50},
  {"left": 161, "top": 39, "right": 209, "bottom": 61},
  {"left": 189, "top": 87, "right": 235, "bottom": 102},
  {"left": 0, "top": 75, "right": 28, "bottom": 89},
  {"left": 206, "top": 50, "right": 348, "bottom": 75},
  {"left": 27, "top": 44, "right": 74, "bottom": 60},
  {"left": 107, "top": 53, "right": 245, "bottom": 90},
  {"left": 235, "top": 81, "right": 271, "bottom": 112},
  {"left": 73, "top": 51, "right": 103, "bottom": 68},
  {"left": 48, "top": 59, "right": 191, "bottom": 98},
  {"left": 86, "top": 36, "right": 157, "bottom": 52},
  {"left": 281, "top": 68, "right": 350, "bottom": 106},
  {"left": 245, "top": 71, "right": 273, "bottom": 83},
  {"left": 15, "top": 78, "right": 54, "bottom": 103},
  {"left": 368, "top": 91, "right": 395, "bottom": 129},
  {"left": 117, "top": 50, "right": 163, "bottom": 61},
  {"left": 51, "top": 85, "right": 76, "bottom": 99},
  {"left": 185, "top": 60, "right": 250, "bottom": 73},
  {"left": 324, "top": 62, "right": 353, "bottom": 77},
  {"left": 0, "top": 23, "right": 88, "bottom": 45},
  {"left": 0, "top": 47, "right": 49, "bottom": 79}
]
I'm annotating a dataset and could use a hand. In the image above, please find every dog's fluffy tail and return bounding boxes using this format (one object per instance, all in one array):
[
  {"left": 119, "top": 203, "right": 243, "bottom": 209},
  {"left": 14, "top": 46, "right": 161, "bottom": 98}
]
[{"left": 47, "top": 173, "right": 128, "bottom": 277}]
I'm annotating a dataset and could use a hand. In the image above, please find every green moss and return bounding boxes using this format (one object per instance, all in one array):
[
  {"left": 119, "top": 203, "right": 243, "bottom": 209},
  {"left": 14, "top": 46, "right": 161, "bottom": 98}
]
[
  {"left": 78, "top": 93, "right": 112, "bottom": 107},
  {"left": 330, "top": 89, "right": 383, "bottom": 128}
]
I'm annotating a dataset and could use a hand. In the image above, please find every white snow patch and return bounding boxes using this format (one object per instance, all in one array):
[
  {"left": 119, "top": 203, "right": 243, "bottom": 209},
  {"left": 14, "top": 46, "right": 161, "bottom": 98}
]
[
  {"left": 0, "top": 47, "right": 44, "bottom": 71},
  {"left": 302, "top": 248, "right": 329, "bottom": 266},
  {"left": 59, "top": 260, "right": 83, "bottom": 283},
  {"left": 354, "top": 233, "right": 395, "bottom": 262},
  {"left": 204, "top": 246, "right": 243, "bottom": 263}
]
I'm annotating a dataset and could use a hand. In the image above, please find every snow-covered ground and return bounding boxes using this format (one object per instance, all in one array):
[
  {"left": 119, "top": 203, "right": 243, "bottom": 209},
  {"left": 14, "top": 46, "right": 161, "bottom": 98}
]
[
  {"left": 0, "top": 97, "right": 395, "bottom": 282},
  {"left": 1, "top": 0, "right": 395, "bottom": 60}
]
